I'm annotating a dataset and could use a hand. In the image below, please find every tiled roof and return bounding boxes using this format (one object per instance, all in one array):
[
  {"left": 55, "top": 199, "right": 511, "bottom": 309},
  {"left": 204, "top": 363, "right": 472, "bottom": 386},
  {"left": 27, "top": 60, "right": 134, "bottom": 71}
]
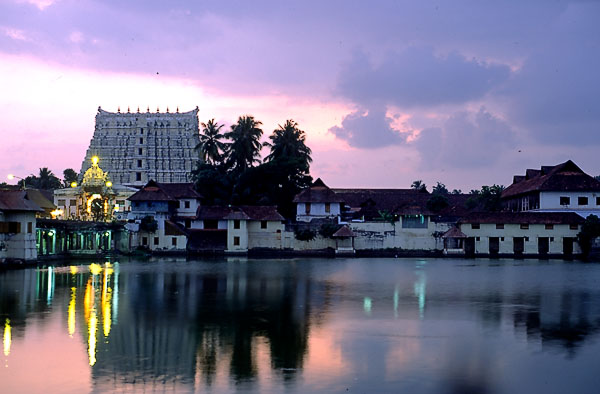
[
  {"left": 293, "top": 178, "right": 345, "bottom": 203},
  {"left": 502, "top": 160, "right": 600, "bottom": 198},
  {"left": 442, "top": 226, "right": 467, "bottom": 238},
  {"left": 0, "top": 190, "right": 44, "bottom": 212},
  {"left": 196, "top": 205, "right": 284, "bottom": 221},
  {"left": 332, "top": 225, "right": 356, "bottom": 237},
  {"left": 128, "top": 180, "right": 202, "bottom": 202},
  {"left": 196, "top": 206, "right": 233, "bottom": 220},
  {"left": 164, "top": 220, "right": 187, "bottom": 236},
  {"left": 457, "top": 211, "right": 585, "bottom": 225},
  {"left": 239, "top": 206, "right": 284, "bottom": 221}
]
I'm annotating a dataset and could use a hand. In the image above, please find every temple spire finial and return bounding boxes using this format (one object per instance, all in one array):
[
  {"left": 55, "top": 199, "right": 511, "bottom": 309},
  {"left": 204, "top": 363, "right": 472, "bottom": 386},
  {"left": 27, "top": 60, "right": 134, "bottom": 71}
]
[
  {"left": 127, "top": 106, "right": 130, "bottom": 113},
  {"left": 117, "top": 106, "right": 121, "bottom": 113},
  {"left": 176, "top": 106, "right": 179, "bottom": 113}
]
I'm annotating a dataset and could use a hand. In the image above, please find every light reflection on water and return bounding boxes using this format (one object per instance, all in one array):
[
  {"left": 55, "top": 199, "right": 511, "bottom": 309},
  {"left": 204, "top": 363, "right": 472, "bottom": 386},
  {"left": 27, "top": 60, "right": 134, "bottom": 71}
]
[{"left": 1, "top": 257, "right": 600, "bottom": 393}]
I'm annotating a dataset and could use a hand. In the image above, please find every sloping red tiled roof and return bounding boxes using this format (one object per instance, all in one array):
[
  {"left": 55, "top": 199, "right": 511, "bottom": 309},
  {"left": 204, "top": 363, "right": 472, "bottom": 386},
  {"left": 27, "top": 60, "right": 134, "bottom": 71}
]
[
  {"left": 0, "top": 190, "right": 44, "bottom": 212},
  {"left": 196, "top": 206, "right": 233, "bottom": 220},
  {"left": 458, "top": 211, "right": 585, "bottom": 225},
  {"left": 332, "top": 225, "right": 356, "bottom": 237},
  {"left": 442, "top": 226, "right": 467, "bottom": 238},
  {"left": 164, "top": 220, "right": 187, "bottom": 236},
  {"left": 128, "top": 180, "right": 202, "bottom": 202},
  {"left": 502, "top": 160, "right": 600, "bottom": 198},
  {"left": 293, "top": 178, "right": 345, "bottom": 203},
  {"left": 239, "top": 206, "right": 284, "bottom": 221}
]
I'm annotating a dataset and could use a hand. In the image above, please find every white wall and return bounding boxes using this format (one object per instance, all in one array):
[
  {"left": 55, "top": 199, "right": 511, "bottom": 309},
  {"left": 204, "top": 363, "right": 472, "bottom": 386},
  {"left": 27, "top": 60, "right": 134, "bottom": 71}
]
[
  {"left": 247, "top": 220, "right": 285, "bottom": 249},
  {"left": 227, "top": 219, "right": 248, "bottom": 252},
  {"left": 296, "top": 202, "right": 341, "bottom": 222},
  {"left": 539, "top": 191, "right": 600, "bottom": 211},
  {"left": 1, "top": 211, "right": 37, "bottom": 260},
  {"left": 175, "top": 199, "right": 200, "bottom": 216},
  {"left": 460, "top": 223, "right": 582, "bottom": 255},
  {"left": 349, "top": 219, "right": 448, "bottom": 251}
]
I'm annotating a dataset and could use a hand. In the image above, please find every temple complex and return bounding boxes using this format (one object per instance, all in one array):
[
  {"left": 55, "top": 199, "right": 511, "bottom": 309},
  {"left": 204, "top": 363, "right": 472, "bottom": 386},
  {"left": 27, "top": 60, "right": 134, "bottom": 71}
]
[{"left": 80, "top": 106, "right": 201, "bottom": 186}]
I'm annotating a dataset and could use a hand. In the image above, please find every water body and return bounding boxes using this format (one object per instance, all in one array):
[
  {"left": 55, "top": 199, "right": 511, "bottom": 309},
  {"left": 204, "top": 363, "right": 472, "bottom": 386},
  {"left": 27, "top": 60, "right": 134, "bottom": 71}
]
[{"left": 1, "top": 257, "right": 600, "bottom": 394}]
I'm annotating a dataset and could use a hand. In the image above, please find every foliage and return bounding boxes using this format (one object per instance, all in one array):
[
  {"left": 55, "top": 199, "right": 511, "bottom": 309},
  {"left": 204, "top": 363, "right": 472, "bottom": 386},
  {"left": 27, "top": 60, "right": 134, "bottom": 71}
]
[
  {"left": 63, "top": 168, "right": 78, "bottom": 187},
  {"left": 225, "top": 116, "right": 264, "bottom": 174},
  {"left": 595, "top": 175, "right": 600, "bottom": 182},
  {"left": 20, "top": 167, "right": 62, "bottom": 190},
  {"left": 294, "top": 228, "right": 316, "bottom": 241},
  {"left": 464, "top": 184, "right": 505, "bottom": 211},
  {"left": 411, "top": 180, "right": 427, "bottom": 192},
  {"left": 431, "top": 182, "right": 449, "bottom": 195},
  {"left": 191, "top": 162, "right": 233, "bottom": 205},
  {"left": 140, "top": 215, "right": 158, "bottom": 232},
  {"left": 426, "top": 194, "right": 449, "bottom": 213},
  {"left": 578, "top": 215, "right": 600, "bottom": 258},
  {"left": 319, "top": 223, "right": 340, "bottom": 238},
  {"left": 377, "top": 210, "right": 396, "bottom": 224},
  {"left": 196, "top": 119, "right": 227, "bottom": 165},
  {"left": 264, "top": 120, "right": 312, "bottom": 174},
  {"left": 451, "top": 189, "right": 462, "bottom": 195}
]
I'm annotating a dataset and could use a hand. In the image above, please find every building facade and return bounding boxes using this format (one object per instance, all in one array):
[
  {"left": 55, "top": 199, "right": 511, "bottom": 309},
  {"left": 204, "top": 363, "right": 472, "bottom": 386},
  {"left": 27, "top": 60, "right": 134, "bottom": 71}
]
[{"left": 81, "top": 107, "right": 201, "bottom": 186}]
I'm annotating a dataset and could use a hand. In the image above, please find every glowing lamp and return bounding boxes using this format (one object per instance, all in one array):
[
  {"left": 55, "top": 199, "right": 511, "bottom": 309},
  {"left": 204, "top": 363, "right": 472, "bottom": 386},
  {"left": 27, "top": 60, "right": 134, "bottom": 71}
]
[
  {"left": 71, "top": 182, "right": 78, "bottom": 188},
  {"left": 7, "top": 174, "right": 15, "bottom": 180},
  {"left": 50, "top": 209, "right": 63, "bottom": 218},
  {"left": 91, "top": 156, "right": 99, "bottom": 165},
  {"left": 106, "top": 181, "right": 112, "bottom": 187}
]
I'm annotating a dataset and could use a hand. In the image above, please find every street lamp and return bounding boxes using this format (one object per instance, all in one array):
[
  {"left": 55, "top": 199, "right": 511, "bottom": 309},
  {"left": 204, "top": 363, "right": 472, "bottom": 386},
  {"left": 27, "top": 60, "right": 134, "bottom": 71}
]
[{"left": 7, "top": 174, "right": 27, "bottom": 189}]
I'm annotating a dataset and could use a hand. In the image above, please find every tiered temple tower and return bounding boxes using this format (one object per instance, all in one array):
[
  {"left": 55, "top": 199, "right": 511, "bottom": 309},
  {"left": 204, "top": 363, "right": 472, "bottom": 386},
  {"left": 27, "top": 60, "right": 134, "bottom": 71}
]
[{"left": 80, "top": 106, "right": 201, "bottom": 186}]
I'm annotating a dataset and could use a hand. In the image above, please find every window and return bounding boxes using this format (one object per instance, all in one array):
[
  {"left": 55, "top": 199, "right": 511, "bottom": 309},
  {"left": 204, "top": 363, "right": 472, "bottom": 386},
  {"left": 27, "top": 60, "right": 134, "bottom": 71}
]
[
  {"left": 522, "top": 197, "right": 529, "bottom": 211},
  {"left": 233, "top": 236, "right": 240, "bottom": 246},
  {"left": 545, "top": 224, "right": 554, "bottom": 230},
  {"left": 27, "top": 222, "right": 32, "bottom": 234},
  {"left": 550, "top": 237, "right": 554, "bottom": 242},
  {"left": 136, "top": 172, "right": 142, "bottom": 181},
  {"left": 578, "top": 196, "right": 588, "bottom": 206},
  {"left": 496, "top": 224, "right": 504, "bottom": 229},
  {"left": 471, "top": 223, "right": 480, "bottom": 230},
  {"left": 597, "top": 197, "right": 600, "bottom": 206},
  {"left": 137, "top": 159, "right": 142, "bottom": 167},
  {"left": 560, "top": 196, "right": 570, "bottom": 206},
  {"left": 520, "top": 224, "right": 529, "bottom": 229},
  {"left": 69, "top": 199, "right": 76, "bottom": 206},
  {"left": 234, "top": 219, "right": 240, "bottom": 229},
  {"left": 475, "top": 237, "right": 480, "bottom": 241},
  {"left": 184, "top": 201, "right": 190, "bottom": 209},
  {"left": 525, "top": 237, "right": 529, "bottom": 242},
  {"left": 401, "top": 215, "right": 428, "bottom": 229},
  {"left": 140, "top": 128, "right": 144, "bottom": 134},
  {"left": 139, "top": 137, "right": 144, "bottom": 144},
  {"left": 204, "top": 220, "right": 218, "bottom": 229},
  {"left": 500, "top": 237, "right": 505, "bottom": 241},
  {"left": 325, "top": 203, "right": 331, "bottom": 213},
  {"left": 138, "top": 148, "right": 143, "bottom": 155},
  {"left": 8, "top": 222, "right": 21, "bottom": 233},
  {"left": 305, "top": 203, "right": 311, "bottom": 214},
  {"left": 172, "top": 237, "right": 177, "bottom": 246},
  {"left": 117, "top": 200, "right": 125, "bottom": 206},
  {"left": 154, "top": 237, "right": 159, "bottom": 245},
  {"left": 261, "top": 220, "right": 267, "bottom": 229},
  {"left": 142, "top": 237, "right": 148, "bottom": 246},
  {"left": 58, "top": 199, "right": 66, "bottom": 206},
  {"left": 570, "top": 224, "right": 579, "bottom": 230}
]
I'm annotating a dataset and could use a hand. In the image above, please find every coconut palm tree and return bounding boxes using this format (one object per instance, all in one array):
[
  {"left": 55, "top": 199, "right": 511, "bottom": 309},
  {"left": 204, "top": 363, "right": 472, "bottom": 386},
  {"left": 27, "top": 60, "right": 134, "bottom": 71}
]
[
  {"left": 225, "top": 116, "right": 263, "bottom": 173},
  {"left": 264, "top": 119, "right": 312, "bottom": 172},
  {"left": 195, "top": 119, "right": 227, "bottom": 165}
]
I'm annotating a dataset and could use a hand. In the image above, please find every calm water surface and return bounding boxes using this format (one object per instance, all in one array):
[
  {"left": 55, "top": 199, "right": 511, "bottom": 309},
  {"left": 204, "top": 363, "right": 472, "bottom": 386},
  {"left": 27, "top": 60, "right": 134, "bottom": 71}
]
[{"left": 1, "top": 257, "right": 600, "bottom": 393}]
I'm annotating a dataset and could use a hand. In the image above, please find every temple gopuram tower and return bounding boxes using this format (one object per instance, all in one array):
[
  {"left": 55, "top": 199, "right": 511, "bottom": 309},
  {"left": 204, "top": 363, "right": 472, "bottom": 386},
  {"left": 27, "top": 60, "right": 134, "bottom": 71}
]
[{"left": 80, "top": 106, "right": 201, "bottom": 186}]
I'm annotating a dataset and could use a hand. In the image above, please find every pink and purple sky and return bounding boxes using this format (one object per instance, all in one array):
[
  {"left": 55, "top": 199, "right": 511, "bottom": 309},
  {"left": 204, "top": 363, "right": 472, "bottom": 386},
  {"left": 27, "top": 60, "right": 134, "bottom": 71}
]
[{"left": 1, "top": 0, "right": 599, "bottom": 190}]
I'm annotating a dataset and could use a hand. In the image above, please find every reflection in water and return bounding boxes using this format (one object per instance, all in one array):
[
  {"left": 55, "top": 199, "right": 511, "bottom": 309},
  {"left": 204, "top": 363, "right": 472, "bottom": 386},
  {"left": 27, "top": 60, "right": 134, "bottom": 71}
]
[
  {"left": 1, "top": 259, "right": 600, "bottom": 393},
  {"left": 3, "top": 318, "right": 10, "bottom": 356}
]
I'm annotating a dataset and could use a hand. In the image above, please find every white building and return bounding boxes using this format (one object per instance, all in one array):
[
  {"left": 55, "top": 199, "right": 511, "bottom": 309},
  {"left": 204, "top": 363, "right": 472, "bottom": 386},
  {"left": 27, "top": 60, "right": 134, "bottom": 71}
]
[
  {"left": 502, "top": 160, "right": 600, "bottom": 218},
  {"left": 0, "top": 190, "right": 43, "bottom": 261},
  {"left": 293, "top": 178, "right": 344, "bottom": 222}
]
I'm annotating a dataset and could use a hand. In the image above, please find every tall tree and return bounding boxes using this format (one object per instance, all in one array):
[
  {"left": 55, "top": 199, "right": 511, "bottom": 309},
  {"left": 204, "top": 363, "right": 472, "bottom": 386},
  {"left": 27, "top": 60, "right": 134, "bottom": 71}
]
[
  {"left": 20, "top": 168, "right": 62, "bottom": 189},
  {"left": 195, "top": 119, "right": 227, "bottom": 165},
  {"left": 264, "top": 120, "right": 312, "bottom": 172},
  {"left": 63, "top": 168, "right": 78, "bottom": 187},
  {"left": 411, "top": 180, "right": 427, "bottom": 192},
  {"left": 225, "top": 116, "right": 264, "bottom": 173}
]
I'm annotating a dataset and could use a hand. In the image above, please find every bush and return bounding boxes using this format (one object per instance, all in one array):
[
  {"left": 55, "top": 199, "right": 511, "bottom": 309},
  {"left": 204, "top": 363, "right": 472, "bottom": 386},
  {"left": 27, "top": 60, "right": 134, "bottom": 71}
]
[
  {"left": 319, "top": 223, "right": 340, "bottom": 238},
  {"left": 295, "top": 228, "right": 317, "bottom": 241}
]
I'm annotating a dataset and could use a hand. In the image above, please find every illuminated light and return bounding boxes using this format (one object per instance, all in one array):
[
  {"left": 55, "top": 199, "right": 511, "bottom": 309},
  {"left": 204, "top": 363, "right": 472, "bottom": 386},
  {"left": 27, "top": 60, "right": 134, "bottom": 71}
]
[
  {"left": 68, "top": 287, "right": 76, "bottom": 337},
  {"left": 105, "top": 181, "right": 112, "bottom": 188},
  {"left": 70, "top": 181, "right": 78, "bottom": 188},
  {"left": 88, "top": 309, "right": 98, "bottom": 366},
  {"left": 86, "top": 194, "right": 103, "bottom": 214},
  {"left": 84, "top": 279, "right": 94, "bottom": 321},
  {"left": 102, "top": 270, "right": 112, "bottom": 338},
  {"left": 50, "top": 208, "right": 63, "bottom": 218},
  {"left": 70, "top": 266, "right": 78, "bottom": 275},
  {"left": 47, "top": 266, "right": 54, "bottom": 304},
  {"left": 113, "top": 204, "right": 119, "bottom": 212},
  {"left": 89, "top": 263, "right": 103, "bottom": 276},
  {"left": 91, "top": 156, "right": 99, "bottom": 165},
  {"left": 363, "top": 297, "right": 372, "bottom": 315},
  {"left": 48, "top": 230, "right": 55, "bottom": 237},
  {"left": 3, "top": 319, "right": 11, "bottom": 356},
  {"left": 7, "top": 174, "right": 15, "bottom": 180}
]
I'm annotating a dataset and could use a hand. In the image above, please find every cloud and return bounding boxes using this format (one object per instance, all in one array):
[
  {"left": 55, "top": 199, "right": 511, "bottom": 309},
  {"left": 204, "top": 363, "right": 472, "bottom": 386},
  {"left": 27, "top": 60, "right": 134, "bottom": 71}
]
[
  {"left": 335, "top": 47, "right": 511, "bottom": 108},
  {"left": 2, "top": 27, "right": 28, "bottom": 41},
  {"left": 329, "top": 105, "right": 406, "bottom": 149},
  {"left": 500, "top": 2, "right": 600, "bottom": 146},
  {"left": 413, "top": 107, "right": 518, "bottom": 169}
]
